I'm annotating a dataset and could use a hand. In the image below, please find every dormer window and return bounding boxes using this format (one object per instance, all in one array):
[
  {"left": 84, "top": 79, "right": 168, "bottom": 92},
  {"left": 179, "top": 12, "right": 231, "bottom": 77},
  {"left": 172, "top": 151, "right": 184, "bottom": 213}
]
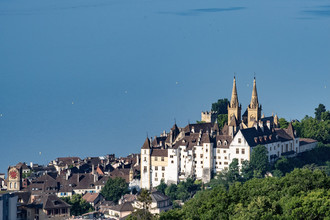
[{"left": 217, "top": 141, "right": 221, "bottom": 146}]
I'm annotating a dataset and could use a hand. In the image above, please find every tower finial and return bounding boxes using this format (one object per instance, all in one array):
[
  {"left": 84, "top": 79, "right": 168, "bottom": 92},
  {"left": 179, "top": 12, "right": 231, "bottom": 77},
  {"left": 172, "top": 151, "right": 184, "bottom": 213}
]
[
  {"left": 250, "top": 76, "right": 258, "bottom": 108},
  {"left": 230, "top": 76, "right": 239, "bottom": 108}
]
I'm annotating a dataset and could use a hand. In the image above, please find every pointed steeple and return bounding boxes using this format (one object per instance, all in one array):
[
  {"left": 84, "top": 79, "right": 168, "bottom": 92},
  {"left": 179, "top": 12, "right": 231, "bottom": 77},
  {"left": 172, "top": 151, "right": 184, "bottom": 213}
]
[
  {"left": 142, "top": 137, "right": 151, "bottom": 149},
  {"left": 250, "top": 77, "right": 259, "bottom": 108},
  {"left": 230, "top": 77, "right": 239, "bottom": 108}
]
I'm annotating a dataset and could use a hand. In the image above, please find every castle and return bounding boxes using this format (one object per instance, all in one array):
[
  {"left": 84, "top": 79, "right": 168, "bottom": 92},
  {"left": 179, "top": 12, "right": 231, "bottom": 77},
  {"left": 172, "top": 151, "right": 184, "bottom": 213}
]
[{"left": 140, "top": 77, "right": 317, "bottom": 189}]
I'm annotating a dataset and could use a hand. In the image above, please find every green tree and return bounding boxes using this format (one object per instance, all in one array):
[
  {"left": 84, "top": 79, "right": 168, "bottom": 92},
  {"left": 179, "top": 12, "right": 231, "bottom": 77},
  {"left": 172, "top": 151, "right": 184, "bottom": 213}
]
[
  {"left": 156, "top": 179, "right": 167, "bottom": 194},
  {"left": 217, "top": 114, "right": 228, "bottom": 129},
  {"left": 240, "top": 160, "right": 253, "bottom": 181},
  {"left": 128, "top": 189, "right": 154, "bottom": 220},
  {"left": 321, "top": 111, "right": 330, "bottom": 121},
  {"left": 228, "top": 158, "right": 240, "bottom": 182},
  {"left": 62, "top": 194, "right": 94, "bottom": 216},
  {"left": 100, "top": 177, "right": 129, "bottom": 204},
  {"left": 165, "top": 184, "right": 178, "bottom": 201},
  {"left": 315, "top": 103, "right": 326, "bottom": 120},
  {"left": 278, "top": 117, "right": 289, "bottom": 129},
  {"left": 250, "top": 145, "right": 269, "bottom": 177},
  {"left": 211, "top": 98, "right": 229, "bottom": 115}
]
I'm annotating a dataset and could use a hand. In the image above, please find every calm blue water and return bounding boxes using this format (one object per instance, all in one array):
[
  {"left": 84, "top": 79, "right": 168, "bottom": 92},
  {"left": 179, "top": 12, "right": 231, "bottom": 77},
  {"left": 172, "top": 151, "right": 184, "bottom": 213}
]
[{"left": 0, "top": 0, "right": 329, "bottom": 173}]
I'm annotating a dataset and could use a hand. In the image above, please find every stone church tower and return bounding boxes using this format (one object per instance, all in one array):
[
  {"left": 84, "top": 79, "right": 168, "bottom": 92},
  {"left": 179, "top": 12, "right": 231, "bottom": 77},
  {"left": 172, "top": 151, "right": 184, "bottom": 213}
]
[
  {"left": 247, "top": 77, "right": 262, "bottom": 127},
  {"left": 228, "top": 77, "right": 242, "bottom": 123}
]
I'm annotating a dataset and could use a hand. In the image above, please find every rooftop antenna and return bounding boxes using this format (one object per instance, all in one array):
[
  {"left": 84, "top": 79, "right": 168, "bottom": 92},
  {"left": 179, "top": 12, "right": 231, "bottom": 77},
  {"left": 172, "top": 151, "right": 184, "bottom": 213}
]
[
  {"left": 234, "top": 72, "right": 236, "bottom": 78},
  {"left": 254, "top": 72, "right": 256, "bottom": 79}
]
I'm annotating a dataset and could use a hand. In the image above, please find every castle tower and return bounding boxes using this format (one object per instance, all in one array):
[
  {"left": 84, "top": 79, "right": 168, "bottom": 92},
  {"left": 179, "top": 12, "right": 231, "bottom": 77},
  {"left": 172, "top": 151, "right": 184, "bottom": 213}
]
[
  {"left": 247, "top": 77, "right": 262, "bottom": 127},
  {"left": 7, "top": 166, "right": 21, "bottom": 191},
  {"left": 228, "top": 76, "right": 242, "bottom": 123},
  {"left": 141, "top": 137, "right": 151, "bottom": 189}
]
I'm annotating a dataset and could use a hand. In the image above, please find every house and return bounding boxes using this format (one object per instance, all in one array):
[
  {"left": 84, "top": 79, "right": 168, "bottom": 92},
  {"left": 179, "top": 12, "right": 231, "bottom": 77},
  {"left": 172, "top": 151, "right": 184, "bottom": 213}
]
[
  {"left": 25, "top": 194, "right": 71, "bottom": 220},
  {"left": 133, "top": 191, "right": 171, "bottom": 214},
  {"left": 82, "top": 192, "right": 103, "bottom": 208},
  {"left": 104, "top": 202, "right": 134, "bottom": 219}
]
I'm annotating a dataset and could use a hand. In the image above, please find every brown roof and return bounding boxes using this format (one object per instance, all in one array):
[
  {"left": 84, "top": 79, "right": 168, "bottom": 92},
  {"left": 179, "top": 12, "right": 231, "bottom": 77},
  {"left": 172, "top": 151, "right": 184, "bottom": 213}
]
[
  {"left": 109, "top": 202, "right": 134, "bottom": 212},
  {"left": 142, "top": 138, "right": 151, "bottom": 149},
  {"left": 299, "top": 138, "right": 317, "bottom": 146},
  {"left": 82, "top": 192, "right": 102, "bottom": 203},
  {"left": 151, "top": 149, "right": 168, "bottom": 157}
]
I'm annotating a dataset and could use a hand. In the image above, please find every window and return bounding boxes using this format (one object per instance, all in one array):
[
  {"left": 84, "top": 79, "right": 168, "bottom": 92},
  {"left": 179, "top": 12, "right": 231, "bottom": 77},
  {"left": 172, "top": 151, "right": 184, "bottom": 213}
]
[
  {"left": 224, "top": 162, "right": 228, "bottom": 165},
  {"left": 144, "top": 166, "right": 147, "bottom": 172},
  {"left": 144, "top": 157, "right": 147, "bottom": 162},
  {"left": 162, "top": 173, "right": 165, "bottom": 178},
  {"left": 155, "top": 172, "right": 158, "bottom": 177},
  {"left": 219, "top": 162, "right": 222, "bottom": 165},
  {"left": 161, "top": 157, "right": 164, "bottom": 161},
  {"left": 223, "top": 150, "right": 226, "bottom": 153},
  {"left": 170, "top": 155, "right": 173, "bottom": 158},
  {"left": 155, "top": 166, "right": 158, "bottom": 170},
  {"left": 200, "top": 154, "right": 203, "bottom": 158},
  {"left": 162, "top": 167, "right": 165, "bottom": 171},
  {"left": 236, "top": 148, "right": 239, "bottom": 154},
  {"left": 270, "top": 146, "right": 272, "bottom": 151},
  {"left": 201, "top": 161, "right": 203, "bottom": 164},
  {"left": 214, "top": 156, "right": 216, "bottom": 159},
  {"left": 155, "top": 157, "right": 158, "bottom": 161},
  {"left": 224, "top": 156, "right": 227, "bottom": 160},
  {"left": 155, "top": 178, "right": 158, "bottom": 181},
  {"left": 206, "top": 148, "right": 208, "bottom": 152},
  {"left": 241, "top": 159, "right": 244, "bottom": 164},
  {"left": 241, "top": 149, "right": 245, "bottom": 154},
  {"left": 217, "top": 149, "right": 220, "bottom": 153},
  {"left": 238, "top": 138, "right": 241, "bottom": 143},
  {"left": 171, "top": 160, "right": 174, "bottom": 164}
]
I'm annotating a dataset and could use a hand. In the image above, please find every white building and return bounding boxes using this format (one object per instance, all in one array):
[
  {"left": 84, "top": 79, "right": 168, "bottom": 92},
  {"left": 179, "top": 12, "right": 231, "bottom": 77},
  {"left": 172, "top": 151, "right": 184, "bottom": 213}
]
[{"left": 140, "top": 77, "right": 317, "bottom": 189}]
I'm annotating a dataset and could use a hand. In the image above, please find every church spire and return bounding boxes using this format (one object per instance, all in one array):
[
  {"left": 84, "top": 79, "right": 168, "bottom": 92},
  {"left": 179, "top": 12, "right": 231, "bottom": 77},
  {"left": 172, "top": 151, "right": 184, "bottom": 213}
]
[
  {"left": 250, "top": 77, "right": 259, "bottom": 108},
  {"left": 230, "top": 76, "right": 239, "bottom": 108}
]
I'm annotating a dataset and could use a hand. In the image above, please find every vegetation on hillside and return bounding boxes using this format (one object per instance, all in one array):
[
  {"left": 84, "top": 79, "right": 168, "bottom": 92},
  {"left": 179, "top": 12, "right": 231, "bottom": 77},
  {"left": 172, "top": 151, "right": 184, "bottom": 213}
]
[
  {"left": 62, "top": 194, "right": 94, "bottom": 216},
  {"left": 100, "top": 177, "right": 129, "bottom": 204}
]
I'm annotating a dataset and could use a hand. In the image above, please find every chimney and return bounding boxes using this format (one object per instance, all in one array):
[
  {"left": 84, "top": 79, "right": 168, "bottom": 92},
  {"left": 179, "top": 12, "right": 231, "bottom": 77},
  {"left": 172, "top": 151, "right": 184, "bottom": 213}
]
[
  {"left": 266, "top": 120, "right": 271, "bottom": 130},
  {"left": 92, "top": 164, "right": 95, "bottom": 175},
  {"left": 77, "top": 173, "right": 79, "bottom": 183}
]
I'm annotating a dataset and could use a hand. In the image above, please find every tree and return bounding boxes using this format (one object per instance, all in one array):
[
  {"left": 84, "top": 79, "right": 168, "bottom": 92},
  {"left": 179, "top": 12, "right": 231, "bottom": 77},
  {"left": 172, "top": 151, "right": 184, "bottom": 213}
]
[
  {"left": 128, "top": 189, "right": 154, "bottom": 220},
  {"left": 240, "top": 160, "right": 253, "bottom": 181},
  {"left": 100, "top": 177, "right": 129, "bottom": 204},
  {"left": 321, "top": 111, "right": 330, "bottom": 121},
  {"left": 278, "top": 117, "right": 289, "bottom": 129},
  {"left": 250, "top": 145, "right": 269, "bottom": 177},
  {"left": 62, "top": 194, "right": 94, "bottom": 216},
  {"left": 165, "top": 184, "right": 178, "bottom": 201},
  {"left": 156, "top": 179, "right": 167, "bottom": 194},
  {"left": 217, "top": 114, "right": 228, "bottom": 129},
  {"left": 228, "top": 158, "right": 240, "bottom": 182},
  {"left": 211, "top": 98, "right": 229, "bottom": 115},
  {"left": 315, "top": 104, "right": 326, "bottom": 120}
]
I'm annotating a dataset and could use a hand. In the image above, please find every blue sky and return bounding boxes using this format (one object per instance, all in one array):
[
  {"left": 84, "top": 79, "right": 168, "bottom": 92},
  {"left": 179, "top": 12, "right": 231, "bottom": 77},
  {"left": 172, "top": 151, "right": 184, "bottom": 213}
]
[{"left": 0, "top": 0, "right": 329, "bottom": 173}]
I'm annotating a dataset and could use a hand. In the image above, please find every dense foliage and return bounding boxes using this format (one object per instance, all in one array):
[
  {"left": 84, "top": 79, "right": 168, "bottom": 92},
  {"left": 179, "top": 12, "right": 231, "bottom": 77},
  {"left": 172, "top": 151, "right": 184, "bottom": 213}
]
[
  {"left": 100, "top": 177, "right": 129, "bottom": 204},
  {"left": 157, "top": 178, "right": 201, "bottom": 203},
  {"left": 62, "top": 194, "right": 94, "bottom": 216},
  {"left": 127, "top": 189, "right": 155, "bottom": 220},
  {"left": 211, "top": 98, "right": 229, "bottom": 129},
  {"left": 159, "top": 168, "right": 330, "bottom": 220},
  {"left": 292, "top": 104, "right": 330, "bottom": 144}
]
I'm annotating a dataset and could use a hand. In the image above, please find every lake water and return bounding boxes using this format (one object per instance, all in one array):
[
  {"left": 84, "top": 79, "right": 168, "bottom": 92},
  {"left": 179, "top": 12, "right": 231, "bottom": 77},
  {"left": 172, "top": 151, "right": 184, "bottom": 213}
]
[{"left": 0, "top": 0, "right": 329, "bottom": 172}]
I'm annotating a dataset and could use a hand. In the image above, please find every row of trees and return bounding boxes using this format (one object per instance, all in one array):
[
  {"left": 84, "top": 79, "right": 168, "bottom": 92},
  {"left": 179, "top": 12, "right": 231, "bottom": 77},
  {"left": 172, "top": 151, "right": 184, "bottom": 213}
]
[{"left": 160, "top": 168, "right": 330, "bottom": 219}]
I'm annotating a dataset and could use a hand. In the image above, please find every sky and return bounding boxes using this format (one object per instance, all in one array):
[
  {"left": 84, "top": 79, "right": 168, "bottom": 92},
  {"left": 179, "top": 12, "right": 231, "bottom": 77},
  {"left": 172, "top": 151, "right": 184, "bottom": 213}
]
[{"left": 0, "top": 0, "right": 329, "bottom": 174}]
